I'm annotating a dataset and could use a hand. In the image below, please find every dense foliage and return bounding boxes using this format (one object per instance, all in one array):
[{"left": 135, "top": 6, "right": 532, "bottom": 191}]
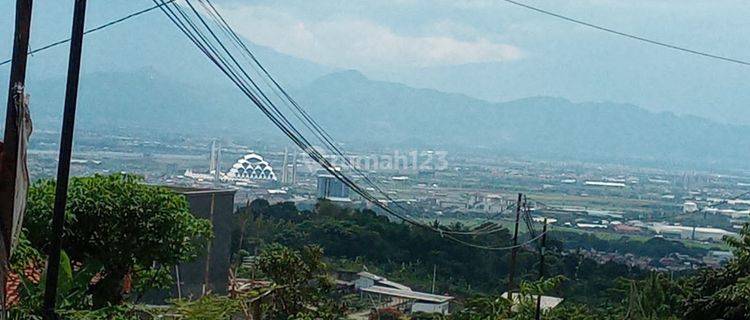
[
  {"left": 236, "top": 200, "right": 524, "bottom": 294},
  {"left": 10, "top": 185, "right": 750, "bottom": 319},
  {"left": 233, "top": 200, "right": 646, "bottom": 303},
  {"left": 553, "top": 230, "right": 713, "bottom": 259},
  {"left": 253, "top": 243, "right": 343, "bottom": 319},
  {"left": 448, "top": 225, "right": 750, "bottom": 320},
  {"left": 11, "top": 174, "right": 212, "bottom": 315},
  {"left": 682, "top": 223, "right": 750, "bottom": 319},
  {"left": 234, "top": 200, "right": 750, "bottom": 319}
]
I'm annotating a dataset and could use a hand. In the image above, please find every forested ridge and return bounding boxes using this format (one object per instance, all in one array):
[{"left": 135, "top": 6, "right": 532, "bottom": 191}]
[
  {"left": 233, "top": 199, "right": 750, "bottom": 319},
  {"left": 10, "top": 177, "right": 750, "bottom": 319}
]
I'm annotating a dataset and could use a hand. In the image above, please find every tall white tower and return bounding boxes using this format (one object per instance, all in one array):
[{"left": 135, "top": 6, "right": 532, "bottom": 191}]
[
  {"left": 291, "top": 150, "right": 298, "bottom": 185},
  {"left": 281, "top": 147, "right": 289, "bottom": 184},
  {"left": 209, "top": 140, "right": 217, "bottom": 173},
  {"left": 213, "top": 142, "right": 221, "bottom": 186},
  {"left": 208, "top": 140, "right": 221, "bottom": 186}
]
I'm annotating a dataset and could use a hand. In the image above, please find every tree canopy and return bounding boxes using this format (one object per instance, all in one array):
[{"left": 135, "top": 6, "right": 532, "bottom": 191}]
[{"left": 18, "top": 173, "right": 212, "bottom": 309}]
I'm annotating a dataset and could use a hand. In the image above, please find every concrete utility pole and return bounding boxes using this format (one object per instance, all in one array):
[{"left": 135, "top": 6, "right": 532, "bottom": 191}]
[
  {"left": 1, "top": 1, "right": 33, "bottom": 316},
  {"left": 43, "top": 0, "right": 87, "bottom": 318},
  {"left": 535, "top": 218, "right": 549, "bottom": 320},
  {"left": 431, "top": 264, "right": 437, "bottom": 293},
  {"left": 507, "top": 193, "right": 523, "bottom": 303}
]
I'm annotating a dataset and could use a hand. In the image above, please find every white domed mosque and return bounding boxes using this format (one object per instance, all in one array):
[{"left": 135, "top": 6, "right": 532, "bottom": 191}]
[{"left": 225, "top": 153, "right": 277, "bottom": 181}]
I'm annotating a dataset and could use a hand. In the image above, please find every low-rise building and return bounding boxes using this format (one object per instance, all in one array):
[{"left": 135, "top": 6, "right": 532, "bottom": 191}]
[
  {"left": 354, "top": 272, "right": 453, "bottom": 315},
  {"left": 316, "top": 174, "right": 351, "bottom": 202},
  {"left": 648, "top": 223, "right": 737, "bottom": 242},
  {"left": 613, "top": 224, "right": 642, "bottom": 233},
  {"left": 584, "top": 181, "right": 626, "bottom": 188},
  {"left": 683, "top": 201, "right": 699, "bottom": 213},
  {"left": 501, "top": 292, "right": 563, "bottom": 312}
]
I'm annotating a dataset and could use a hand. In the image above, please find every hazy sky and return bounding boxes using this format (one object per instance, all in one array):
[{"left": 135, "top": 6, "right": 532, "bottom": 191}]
[
  {"left": 216, "top": 0, "right": 750, "bottom": 123},
  {"left": 2, "top": 1, "right": 750, "bottom": 124},
  {"left": 217, "top": 0, "right": 750, "bottom": 70}
]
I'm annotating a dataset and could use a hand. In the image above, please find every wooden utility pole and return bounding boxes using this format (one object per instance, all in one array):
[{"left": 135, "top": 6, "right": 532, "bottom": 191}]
[
  {"left": 1, "top": 1, "right": 33, "bottom": 316},
  {"left": 42, "top": 0, "right": 87, "bottom": 318},
  {"left": 2, "top": 0, "right": 33, "bottom": 261},
  {"left": 507, "top": 193, "right": 523, "bottom": 302},
  {"left": 535, "top": 218, "right": 548, "bottom": 320}
]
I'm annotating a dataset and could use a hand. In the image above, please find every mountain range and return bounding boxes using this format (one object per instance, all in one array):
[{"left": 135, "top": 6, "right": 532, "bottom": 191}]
[
  {"left": 16, "top": 68, "right": 750, "bottom": 169},
  {"left": 2, "top": 2, "right": 748, "bottom": 168}
]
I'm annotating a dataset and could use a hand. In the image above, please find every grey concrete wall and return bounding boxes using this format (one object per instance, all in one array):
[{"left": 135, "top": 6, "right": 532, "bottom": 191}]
[{"left": 146, "top": 187, "right": 236, "bottom": 303}]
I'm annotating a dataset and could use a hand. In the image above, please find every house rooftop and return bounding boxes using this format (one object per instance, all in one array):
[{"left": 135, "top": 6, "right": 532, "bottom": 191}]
[
  {"left": 501, "top": 292, "right": 563, "bottom": 310},
  {"left": 165, "top": 186, "right": 237, "bottom": 195},
  {"left": 361, "top": 286, "right": 453, "bottom": 304}
]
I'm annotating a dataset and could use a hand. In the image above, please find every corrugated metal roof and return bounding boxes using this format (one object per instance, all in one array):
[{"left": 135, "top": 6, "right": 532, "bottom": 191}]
[
  {"left": 501, "top": 292, "right": 563, "bottom": 310},
  {"left": 357, "top": 271, "right": 383, "bottom": 281},
  {"left": 378, "top": 279, "right": 412, "bottom": 291},
  {"left": 356, "top": 272, "right": 411, "bottom": 291},
  {"left": 361, "top": 286, "right": 453, "bottom": 303}
]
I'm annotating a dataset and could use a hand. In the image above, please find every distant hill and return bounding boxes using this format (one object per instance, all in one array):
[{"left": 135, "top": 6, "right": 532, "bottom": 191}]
[
  {"left": 294, "top": 70, "right": 750, "bottom": 167},
  {"left": 25, "top": 70, "right": 277, "bottom": 140},
  {"left": 17, "top": 69, "right": 750, "bottom": 168}
]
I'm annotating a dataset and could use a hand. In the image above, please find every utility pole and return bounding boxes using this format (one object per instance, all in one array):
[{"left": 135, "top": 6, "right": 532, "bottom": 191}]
[
  {"left": 431, "top": 264, "right": 437, "bottom": 293},
  {"left": 1, "top": 1, "right": 33, "bottom": 316},
  {"left": 535, "top": 218, "right": 548, "bottom": 320},
  {"left": 2, "top": 0, "right": 33, "bottom": 253},
  {"left": 43, "top": 0, "right": 87, "bottom": 318},
  {"left": 507, "top": 193, "right": 522, "bottom": 303}
]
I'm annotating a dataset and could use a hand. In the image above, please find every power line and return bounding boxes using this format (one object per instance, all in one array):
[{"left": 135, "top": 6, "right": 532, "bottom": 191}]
[
  {"left": 152, "top": 0, "right": 421, "bottom": 226},
  {"left": 186, "top": 0, "right": 508, "bottom": 237},
  {"left": 522, "top": 196, "right": 538, "bottom": 241},
  {"left": 447, "top": 230, "right": 548, "bottom": 251},
  {"left": 153, "top": 0, "right": 526, "bottom": 249},
  {"left": 194, "top": 0, "right": 410, "bottom": 214},
  {"left": 500, "top": 0, "right": 750, "bottom": 67},
  {"left": 0, "top": 0, "right": 548, "bottom": 252},
  {"left": 0, "top": 0, "right": 175, "bottom": 67},
  {"left": 180, "top": 0, "right": 747, "bottom": 240}
]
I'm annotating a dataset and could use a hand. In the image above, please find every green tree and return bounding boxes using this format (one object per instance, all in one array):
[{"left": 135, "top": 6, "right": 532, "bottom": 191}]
[
  {"left": 451, "top": 295, "right": 513, "bottom": 320},
  {"left": 607, "top": 273, "right": 682, "bottom": 320},
  {"left": 451, "top": 276, "right": 566, "bottom": 320},
  {"left": 233, "top": 199, "right": 270, "bottom": 256},
  {"left": 683, "top": 224, "right": 750, "bottom": 320},
  {"left": 369, "top": 307, "right": 405, "bottom": 320},
  {"left": 23, "top": 174, "right": 212, "bottom": 308},
  {"left": 253, "top": 243, "right": 343, "bottom": 319}
]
